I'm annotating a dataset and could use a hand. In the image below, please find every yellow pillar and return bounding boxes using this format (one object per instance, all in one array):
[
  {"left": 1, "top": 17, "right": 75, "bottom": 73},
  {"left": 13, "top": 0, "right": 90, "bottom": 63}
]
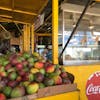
[
  {"left": 31, "top": 24, "right": 34, "bottom": 53},
  {"left": 23, "top": 24, "right": 30, "bottom": 52},
  {"left": 52, "top": 0, "right": 58, "bottom": 64}
]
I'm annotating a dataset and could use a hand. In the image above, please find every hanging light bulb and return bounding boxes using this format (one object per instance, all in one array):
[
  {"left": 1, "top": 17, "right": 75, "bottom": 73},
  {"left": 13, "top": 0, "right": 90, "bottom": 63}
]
[
  {"left": 89, "top": 19, "right": 94, "bottom": 30},
  {"left": 72, "top": 22, "right": 76, "bottom": 28},
  {"left": 72, "top": 13, "right": 76, "bottom": 28},
  {"left": 89, "top": 25, "right": 94, "bottom": 30}
]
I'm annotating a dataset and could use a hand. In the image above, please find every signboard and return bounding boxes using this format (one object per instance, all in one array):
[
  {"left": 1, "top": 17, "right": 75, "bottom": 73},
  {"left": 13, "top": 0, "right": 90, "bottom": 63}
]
[
  {"left": 86, "top": 71, "right": 100, "bottom": 100},
  {"left": 34, "top": 13, "right": 45, "bottom": 30}
]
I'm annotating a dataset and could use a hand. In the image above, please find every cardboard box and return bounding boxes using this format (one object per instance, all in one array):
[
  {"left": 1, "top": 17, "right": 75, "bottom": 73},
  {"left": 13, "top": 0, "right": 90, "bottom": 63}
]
[{"left": 8, "top": 83, "right": 77, "bottom": 100}]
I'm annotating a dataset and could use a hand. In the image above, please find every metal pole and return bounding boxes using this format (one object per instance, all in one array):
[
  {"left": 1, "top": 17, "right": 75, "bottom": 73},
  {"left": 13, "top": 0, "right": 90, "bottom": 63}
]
[
  {"left": 59, "top": 0, "right": 92, "bottom": 60},
  {"left": 62, "top": 11, "right": 65, "bottom": 64},
  {"left": 52, "top": 0, "right": 58, "bottom": 64}
]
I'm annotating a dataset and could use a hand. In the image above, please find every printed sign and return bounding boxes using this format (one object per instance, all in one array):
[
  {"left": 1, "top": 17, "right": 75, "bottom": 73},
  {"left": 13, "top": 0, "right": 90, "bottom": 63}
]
[{"left": 86, "top": 71, "right": 100, "bottom": 100}]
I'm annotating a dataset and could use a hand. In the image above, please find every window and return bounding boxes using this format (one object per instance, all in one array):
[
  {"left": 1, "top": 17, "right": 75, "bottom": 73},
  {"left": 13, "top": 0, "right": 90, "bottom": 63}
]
[{"left": 63, "top": 31, "right": 100, "bottom": 65}]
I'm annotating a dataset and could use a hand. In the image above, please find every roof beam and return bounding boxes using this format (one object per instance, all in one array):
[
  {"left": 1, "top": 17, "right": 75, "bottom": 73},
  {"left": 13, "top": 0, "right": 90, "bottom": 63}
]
[
  {"left": 0, "top": 17, "right": 30, "bottom": 24},
  {"left": 61, "top": 3, "right": 100, "bottom": 17},
  {"left": 0, "top": 6, "right": 37, "bottom": 16},
  {"left": 0, "top": 15, "right": 13, "bottom": 19},
  {"left": 0, "top": 17, "right": 12, "bottom": 22},
  {"left": 36, "top": 33, "right": 51, "bottom": 36}
]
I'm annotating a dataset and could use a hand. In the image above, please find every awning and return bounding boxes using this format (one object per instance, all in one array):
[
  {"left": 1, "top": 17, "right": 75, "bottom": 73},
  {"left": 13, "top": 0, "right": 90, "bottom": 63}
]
[{"left": 0, "top": 0, "right": 48, "bottom": 23}]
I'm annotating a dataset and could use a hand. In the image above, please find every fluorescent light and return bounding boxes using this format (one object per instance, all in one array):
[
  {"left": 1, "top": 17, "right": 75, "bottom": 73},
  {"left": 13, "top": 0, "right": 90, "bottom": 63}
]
[
  {"left": 93, "top": 31, "right": 100, "bottom": 36},
  {"left": 89, "top": 25, "right": 94, "bottom": 30}
]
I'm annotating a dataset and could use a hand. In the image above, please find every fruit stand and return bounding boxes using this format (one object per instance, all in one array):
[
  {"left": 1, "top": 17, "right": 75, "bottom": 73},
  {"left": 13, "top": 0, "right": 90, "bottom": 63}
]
[
  {"left": 0, "top": 52, "right": 79, "bottom": 100},
  {"left": 0, "top": 0, "right": 79, "bottom": 100},
  {"left": 0, "top": 0, "right": 100, "bottom": 100}
]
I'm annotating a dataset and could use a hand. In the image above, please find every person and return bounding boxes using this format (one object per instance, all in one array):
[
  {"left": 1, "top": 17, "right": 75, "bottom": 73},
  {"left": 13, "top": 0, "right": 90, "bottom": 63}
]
[
  {"left": 0, "top": 30, "right": 11, "bottom": 54},
  {"left": 0, "top": 39, "right": 10, "bottom": 54},
  {"left": 41, "top": 45, "right": 48, "bottom": 61},
  {"left": 46, "top": 46, "right": 52, "bottom": 62},
  {"left": 42, "top": 45, "right": 52, "bottom": 62}
]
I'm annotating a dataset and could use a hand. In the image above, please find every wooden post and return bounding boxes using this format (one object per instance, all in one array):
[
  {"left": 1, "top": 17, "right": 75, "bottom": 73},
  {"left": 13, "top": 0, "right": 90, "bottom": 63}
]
[
  {"left": 31, "top": 24, "right": 35, "bottom": 54},
  {"left": 23, "top": 24, "right": 31, "bottom": 52}
]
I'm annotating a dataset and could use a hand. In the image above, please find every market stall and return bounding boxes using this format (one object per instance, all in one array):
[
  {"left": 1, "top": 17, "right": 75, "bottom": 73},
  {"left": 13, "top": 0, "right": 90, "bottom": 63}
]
[
  {"left": 0, "top": 0, "right": 79, "bottom": 100},
  {"left": 0, "top": 0, "right": 100, "bottom": 100}
]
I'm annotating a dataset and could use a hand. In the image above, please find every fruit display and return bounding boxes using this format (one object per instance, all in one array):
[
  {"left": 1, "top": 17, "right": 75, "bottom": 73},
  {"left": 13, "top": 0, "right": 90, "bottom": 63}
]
[{"left": 0, "top": 52, "right": 74, "bottom": 99}]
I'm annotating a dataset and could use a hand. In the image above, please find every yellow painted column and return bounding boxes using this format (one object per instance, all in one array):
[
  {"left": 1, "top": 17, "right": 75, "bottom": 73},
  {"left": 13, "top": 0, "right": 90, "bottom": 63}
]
[
  {"left": 31, "top": 24, "right": 34, "bottom": 53},
  {"left": 23, "top": 24, "right": 30, "bottom": 52},
  {"left": 52, "top": 0, "right": 58, "bottom": 64}
]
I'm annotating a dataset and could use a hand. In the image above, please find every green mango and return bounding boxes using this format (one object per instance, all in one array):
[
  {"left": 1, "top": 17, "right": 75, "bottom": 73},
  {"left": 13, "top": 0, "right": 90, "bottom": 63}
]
[
  {"left": 2, "top": 60, "right": 9, "bottom": 66},
  {"left": 43, "top": 78, "right": 54, "bottom": 86},
  {"left": 39, "top": 68, "right": 45, "bottom": 75},
  {"left": 29, "top": 73, "right": 34, "bottom": 82},
  {"left": 26, "top": 83, "right": 39, "bottom": 94},
  {"left": 27, "top": 57, "right": 35, "bottom": 63},
  {"left": 3, "top": 86, "right": 12, "bottom": 97},
  {"left": 23, "top": 52, "right": 30, "bottom": 59},
  {"left": 11, "top": 86, "right": 25, "bottom": 98},
  {"left": 39, "top": 83, "right": 45, "bottom": 89}
]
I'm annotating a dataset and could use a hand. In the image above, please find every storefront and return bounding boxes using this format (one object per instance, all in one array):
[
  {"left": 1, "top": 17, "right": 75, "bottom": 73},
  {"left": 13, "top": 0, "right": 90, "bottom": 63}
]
[
  {"left": 59, "top": 2, "right": 100, "bottom": 66},
  {"left": 59, "top": 2, "right": 100, "bottom": 100}
]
